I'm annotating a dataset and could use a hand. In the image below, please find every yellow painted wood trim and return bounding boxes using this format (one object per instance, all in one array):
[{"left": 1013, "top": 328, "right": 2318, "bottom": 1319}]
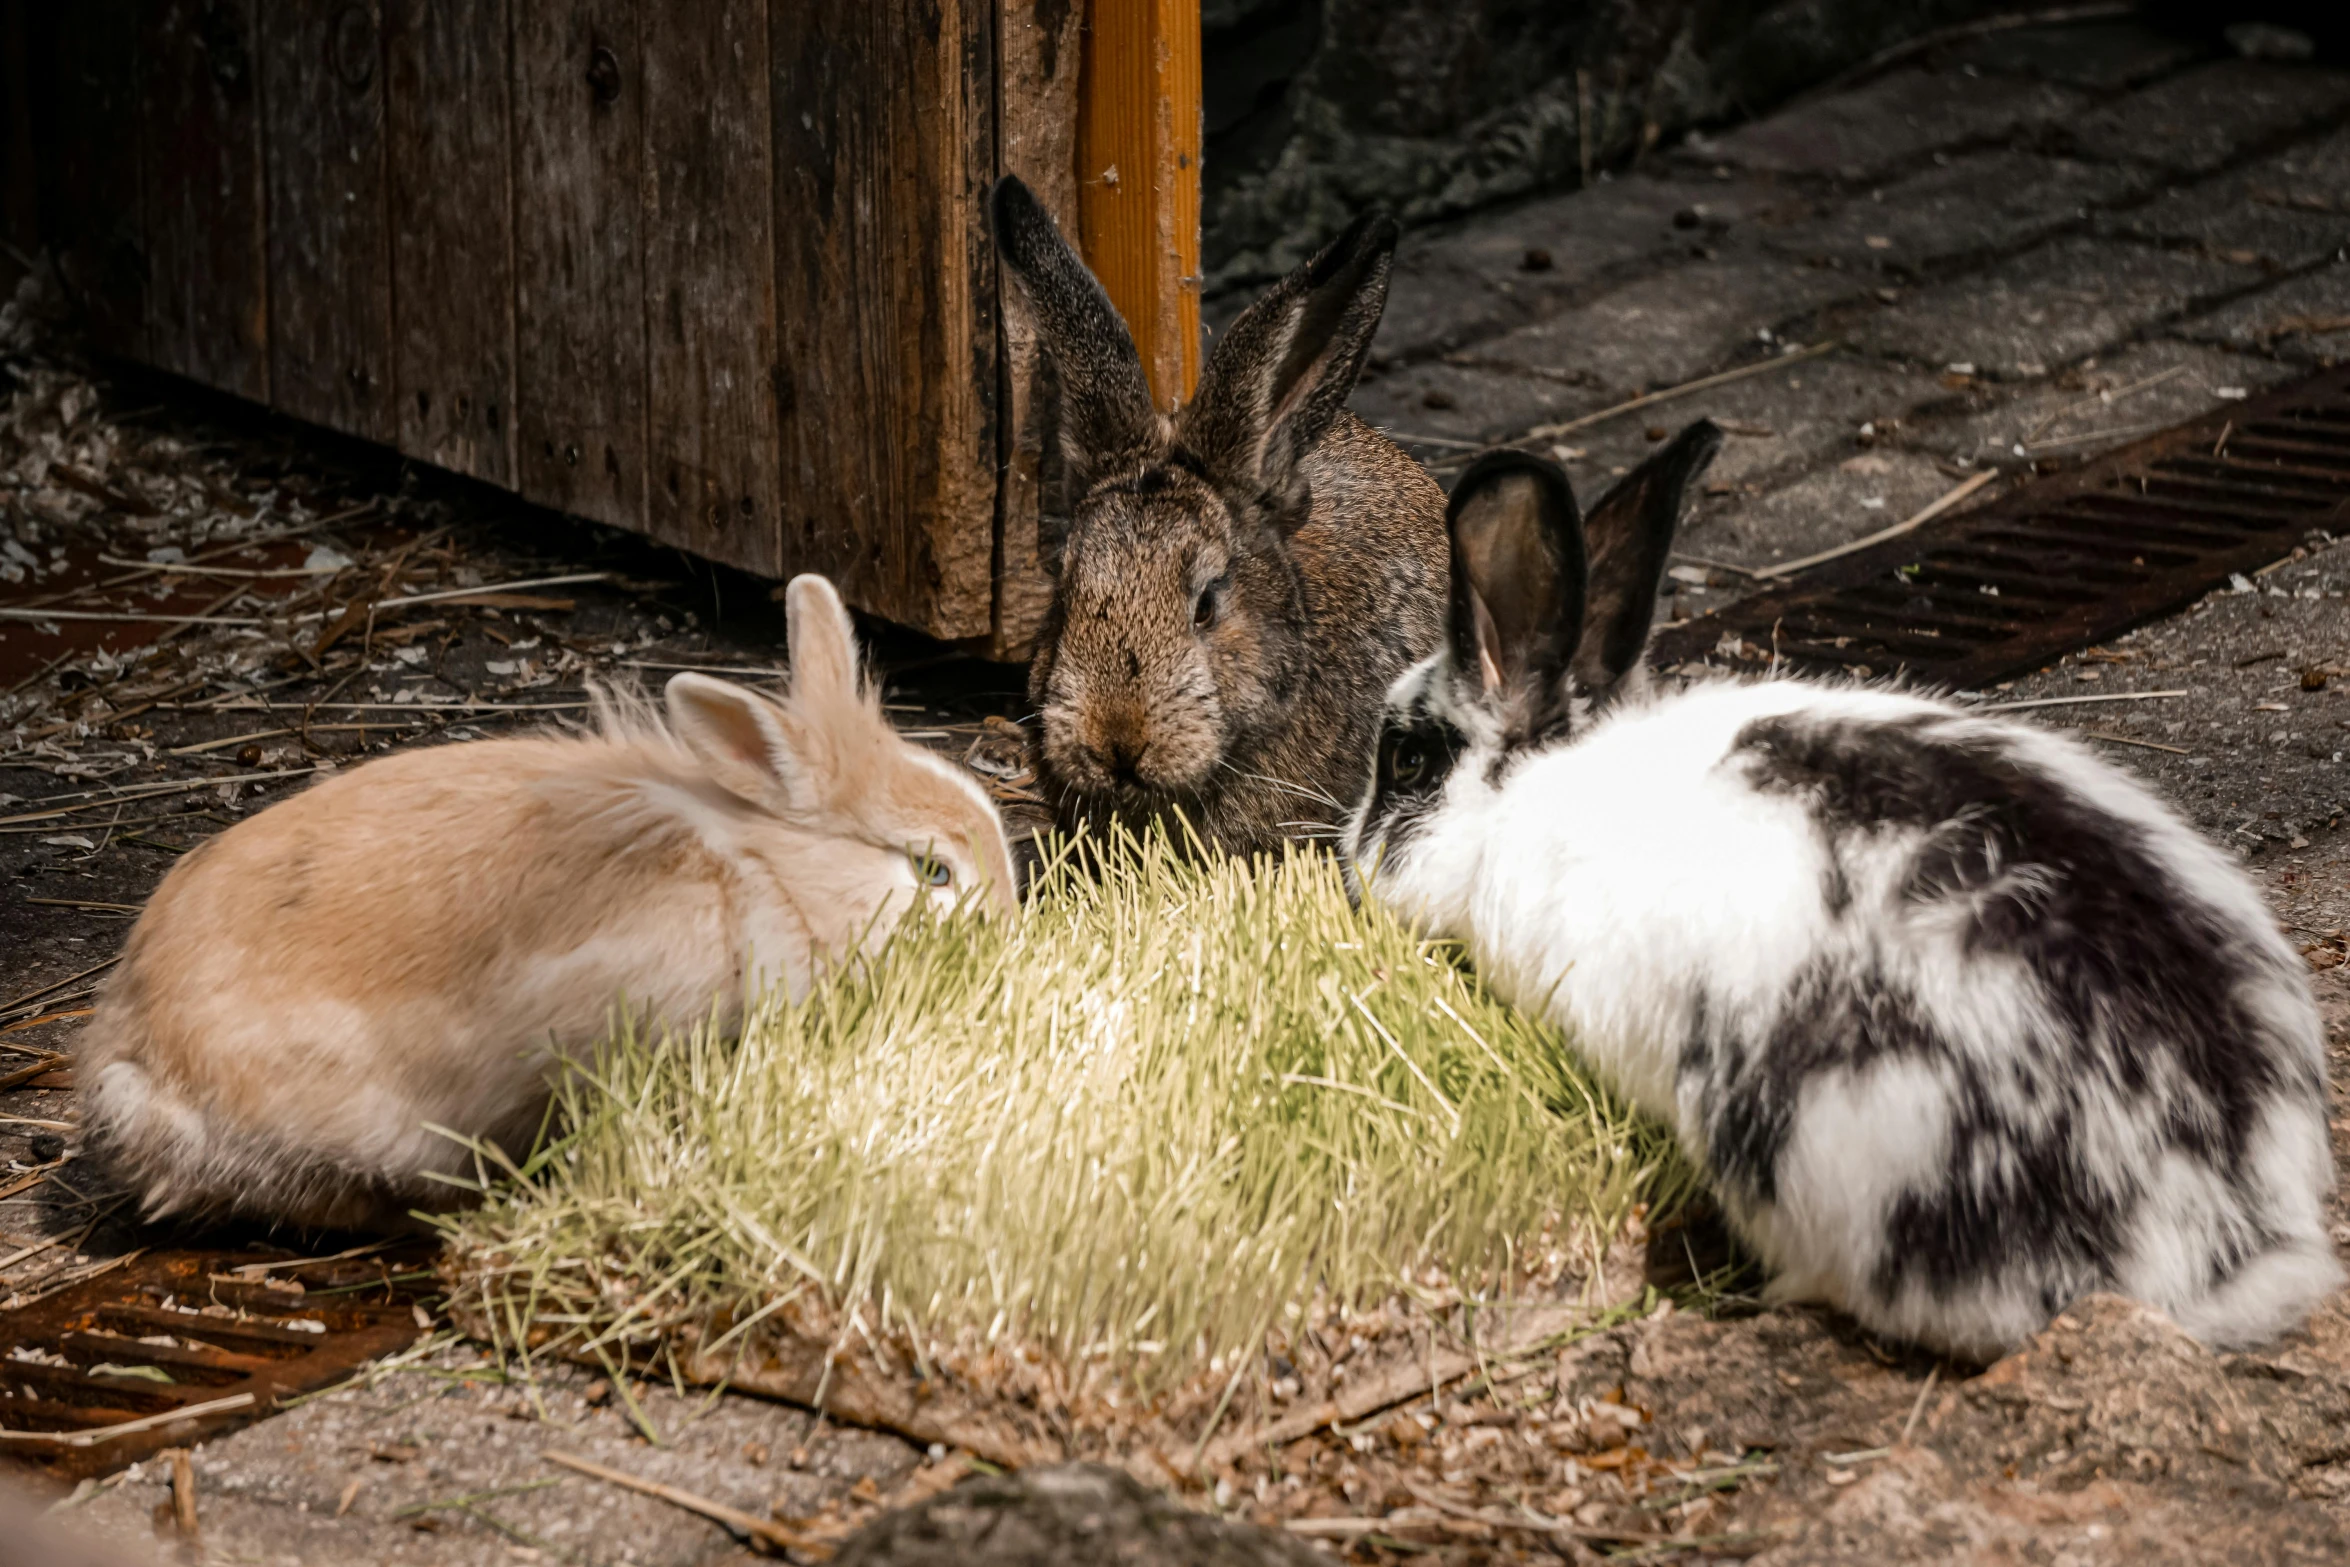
[{"left": 1077, "top": 0, "right": 1202, "bottom": 412}]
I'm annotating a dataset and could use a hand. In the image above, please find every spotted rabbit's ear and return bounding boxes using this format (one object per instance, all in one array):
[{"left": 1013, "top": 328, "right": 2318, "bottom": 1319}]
[
  {"left": 1179, "top": 208, "right": 1399, "bottom": 530},
  {"left": 1446, "top": 449, "right": 1587, "bottom": 747},
  {"left": 1573, "top": 420, "right": 1723, "bottom": 701},
  {"left": 991, "top": 175, "right": 1163, "bottom": 498}
]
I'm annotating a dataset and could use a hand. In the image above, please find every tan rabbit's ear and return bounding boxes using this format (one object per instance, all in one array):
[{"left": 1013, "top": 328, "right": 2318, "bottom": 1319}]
[
  {"left": 782, "top": 574, "right": 863, "bottom": 711},
  {"left": 666, "top": 673, "right": 812, "bottom": 810}
]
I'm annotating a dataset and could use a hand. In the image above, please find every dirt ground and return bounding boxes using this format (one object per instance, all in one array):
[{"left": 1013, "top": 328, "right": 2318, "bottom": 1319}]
[{"left": 6, "top": 13, "right": 2350, "bottom": 1565}]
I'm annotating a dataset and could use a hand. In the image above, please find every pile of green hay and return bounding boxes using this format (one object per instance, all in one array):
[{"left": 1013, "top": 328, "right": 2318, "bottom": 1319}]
[{"left": 440, "top": 827, "right": 1684, "bottom": 1393}]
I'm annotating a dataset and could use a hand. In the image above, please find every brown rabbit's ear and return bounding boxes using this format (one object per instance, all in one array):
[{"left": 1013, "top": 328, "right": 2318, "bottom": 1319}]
[
  {"left": 666, "top": 673, "right": 813, "bottom": 811},
  {"left": 1447, "top": 450, "right": 1586, "bottom": 745},
  {"left": 1180, "top": 209, "right": 1398, "bottom": 524},
  {"left": 1572, "top": 420, "right": 1722, "bottom": 699},
  {"left": 991, "top": 175, "right": 1162, "bottom": 495}
]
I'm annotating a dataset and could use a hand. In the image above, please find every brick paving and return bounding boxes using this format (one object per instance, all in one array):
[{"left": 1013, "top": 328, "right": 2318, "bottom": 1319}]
[{"left": 1335, "top": 19, "right": 2349, "bottom": 596}]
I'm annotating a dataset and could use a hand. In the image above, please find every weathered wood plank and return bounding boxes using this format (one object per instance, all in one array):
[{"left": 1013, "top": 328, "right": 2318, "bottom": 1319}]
[
  {"left": 512, "top": 0, "right": 646, "bottom": 534},
  {"left": 142, "top": 0, "right": 269, "bottom": 400},
  {"left": 385, "top": 0, "right": 516, "bottom": 485},
  {"left": 990, "top": 0, "right": 1086, "bottom": 657},
  {"left": 1078, "top": 0, "right": 1201, "bottom": 412},
  {"left": 45, "top": 1, "right": 147, "bottom": 359},
  {"left": 643, "top": 0, "right": 779, "bottom": 574},
  {"left": 262, "top": 0, "right": 395, "bottom": 442},
  {"left": 771, "top": 0, "right": 999, "bottom": 639}
]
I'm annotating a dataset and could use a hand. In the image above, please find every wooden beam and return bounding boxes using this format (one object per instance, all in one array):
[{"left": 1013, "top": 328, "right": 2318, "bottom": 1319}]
[
  {"left": 385, "top": 0, "right": 519, "bottom": 486},
  {"left": 1077, "top": 0, "right": 1200, "bottom": 413},
  {"left": 992, "top": 0, "right": 1086, "bottom": 657},
  {"left": 142, "top": 0, "right": 268, "bottom": 402},
  {"left": 262, "top": 0, "right": 396, "bottom": 444}
]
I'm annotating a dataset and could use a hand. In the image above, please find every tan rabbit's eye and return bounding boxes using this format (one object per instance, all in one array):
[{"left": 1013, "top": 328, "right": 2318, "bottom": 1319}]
[{"left": 911, "top": 850, "right": 953, "bottom": 888}]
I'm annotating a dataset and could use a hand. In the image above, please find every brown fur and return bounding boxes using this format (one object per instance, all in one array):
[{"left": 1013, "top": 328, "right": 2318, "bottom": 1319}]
[
  {"left": 76, "top": 576, "right": 1014, "bottom": 1232},
  {"left": 993, "top": 177, "right": 1448, "bottom": 856}
]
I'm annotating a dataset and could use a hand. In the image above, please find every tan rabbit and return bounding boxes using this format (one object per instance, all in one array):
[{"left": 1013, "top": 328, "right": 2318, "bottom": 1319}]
[{"left": 77, "top": 575, "right": 1016, "bottom": 1232}]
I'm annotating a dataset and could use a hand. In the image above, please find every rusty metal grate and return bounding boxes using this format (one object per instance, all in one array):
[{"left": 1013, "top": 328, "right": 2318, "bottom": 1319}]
[
  {"left": 0, "top": 1245, "right": 432, "bottom": 1480},
  {"left": 1652, "top": 366, "right": 2350, "bottom": 688}
]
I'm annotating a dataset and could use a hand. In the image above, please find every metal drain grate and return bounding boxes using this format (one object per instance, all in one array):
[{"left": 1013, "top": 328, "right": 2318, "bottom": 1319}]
[
  {"left": 0, "top": 1245, "right": 432, "bottom": 1481},
  {"left": 1652, "top": 366, "right": 2350, "bottom": 688}
]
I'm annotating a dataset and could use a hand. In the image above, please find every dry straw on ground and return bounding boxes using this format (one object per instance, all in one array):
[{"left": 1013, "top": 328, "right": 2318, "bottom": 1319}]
[{"left": 439, "top": 826, "right": 1688, "bottom": 1465}]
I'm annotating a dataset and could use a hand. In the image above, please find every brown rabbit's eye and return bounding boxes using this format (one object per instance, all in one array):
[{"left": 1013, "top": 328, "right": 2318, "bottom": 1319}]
[
  {"left": 1387, "top": 738, "right": 1429, "bottom": 788},
  {"left": 911, "top": 851, "right": 953, "bottom": 888},
  {"left": 1192, "top": 579, "right": 1221, "bottom": 631}
]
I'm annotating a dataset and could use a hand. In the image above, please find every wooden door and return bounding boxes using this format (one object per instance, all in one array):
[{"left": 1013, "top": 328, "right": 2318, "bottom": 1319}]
[{"left": 22, "top": 0, "right": 1202, "bottom": 655}]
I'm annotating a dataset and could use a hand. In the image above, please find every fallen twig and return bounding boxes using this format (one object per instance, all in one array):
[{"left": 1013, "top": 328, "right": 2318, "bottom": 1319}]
[
  {"left": 0, "top": 767, "right": 321, "bottom": 827},
  {"left": 0, "top": 1049, "right": 69, "bottom": 1090},
  {"left": 0, "top": 1386, "right": 241, "bottom": 1445},
  {"left": 165, "top": 698, "right": 594, "bottom": 714},
  {"left": 1975, "top": 689, "right": 2187, "bottom": 713},
  {"left": 2083, "top": 730, "right": 2190, "bottom": 755},
  {"left": 0, "top": 956, "right": 120, "bottom": 1016},
  {"left": 1751, "top": 469, "right": 1996, "bottom": 580},
  {"left": 169, "top": 1447, "right": 200, "bottom": 1537},
  {"left": 1405, "top": 1481, "right": 1685, "bottom": 1543},
  {"left": 97, "top": 555, "right": 341, "bottom": 578},
  {"left": 1900, "top": 1363, "right": 1941, "bottom": 1448},
  {"left": 1378, "top": 428, "right": 1490, "bottom": 450},
  {"left": 0, "top": 1009, "right": 95, "bottom": 1035},
  {"left": 2022, "top": 418, "right": 2171, "bottom": 455},
  {"left": 373, "top": 572, "right": 610, "bottom": 610},
  {"left": 0, "top": 607, "right": 267, "bottom": 627},
  {"left": 1523, "top": 341, "right": 1840, "bottom": 443},
  {"left": 2022, "top": 363, "right": 2187, "bottom": 444},
  {"left": 2, "top": 651, "right": 77, "bottom": 701},
  {"left": 0, "top": 1161, "right": 64, "bottom": 1202},
  {"left": 541, "top": 1449, "right": 830, "bottom": 1559}
]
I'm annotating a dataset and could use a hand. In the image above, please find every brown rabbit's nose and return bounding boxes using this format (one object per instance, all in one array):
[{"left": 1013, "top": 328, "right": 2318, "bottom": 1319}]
[{"left": 1096, "top": 736, "right": 1147, "bottom": 788}]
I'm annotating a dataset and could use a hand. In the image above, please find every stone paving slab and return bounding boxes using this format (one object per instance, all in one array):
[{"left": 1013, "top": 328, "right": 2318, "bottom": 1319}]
[
  {"left": 1749, "top": 149, "right": 2151, "bottom": 278},
  {"left": 1677, "top": 445, "right": 1962, "bottom": 576},
  {"left": 1353, "top": 357, "right": 1603, "bottom": 455},
  {"left": 1467, "top": 254, "right": 1862, "bottom": 402},
  {"left": 58, "top": 1349, "right": 921, "bottom": 1567},
  {"left": 2102, "top": 128, "right": 2350, "bottom": 270},
  {"left": 1357, "top": 249, "right": 1868, "bottom": 457},
  {"left": 1686, "top": 68, "right": 2088, "bottom": 182},
  {"left": 2174, "top": 254, "right": 2350, "bottom": 363},
  {"left": 1937, "top": 19, "right": 2206, "bottom": 91},
  {"left": 1371, "top": 172, "right": 1793, "bottom": 363},
  {"left": 1531, "top": 355, "right": 1935, "bottom": 501},
  {"left": 1896, "top": 338, "right": 2310, "bottom": 466},
  {"left": 2057, "top": 58, "right": 2350, "bottom": 175},
  {"left": 1842, "top": 235, "right": 2265, "bottom": 376}
]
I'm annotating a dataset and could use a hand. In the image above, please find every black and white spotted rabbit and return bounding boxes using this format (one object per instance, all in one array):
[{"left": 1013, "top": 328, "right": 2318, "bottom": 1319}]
[{"left": 1344, "top": 425, "right": 2341, "bottom": 1359}]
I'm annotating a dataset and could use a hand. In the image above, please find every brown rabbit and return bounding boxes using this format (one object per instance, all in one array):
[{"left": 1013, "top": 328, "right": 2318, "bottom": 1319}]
[
  {"left": 992, "top": 176, "right": 1447, "bottom": 857},
  {"left": 76, "top": 576, "right": 1015, "bottom": 1232}
]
